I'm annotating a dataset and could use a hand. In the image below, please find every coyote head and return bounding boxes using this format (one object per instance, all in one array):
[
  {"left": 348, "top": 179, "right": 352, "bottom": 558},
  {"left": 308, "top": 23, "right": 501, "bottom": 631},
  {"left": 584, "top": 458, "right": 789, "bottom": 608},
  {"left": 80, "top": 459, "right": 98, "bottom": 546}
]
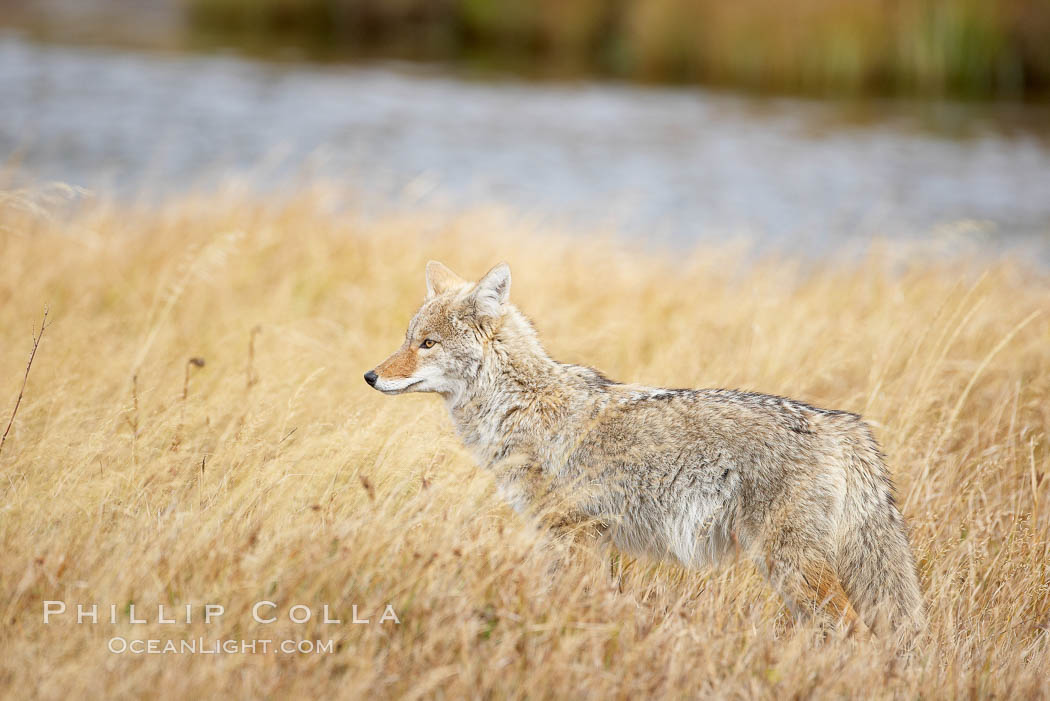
[{"left": 364, "top": 261, "right": 513, "bottom": 403}]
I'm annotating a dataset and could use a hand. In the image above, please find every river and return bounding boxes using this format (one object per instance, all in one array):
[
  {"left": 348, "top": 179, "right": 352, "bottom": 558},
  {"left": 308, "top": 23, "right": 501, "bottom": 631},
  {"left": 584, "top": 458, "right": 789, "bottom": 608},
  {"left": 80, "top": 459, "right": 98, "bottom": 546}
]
[{"left": 2, "top": 33, "right": 1048, "bottom": 253}]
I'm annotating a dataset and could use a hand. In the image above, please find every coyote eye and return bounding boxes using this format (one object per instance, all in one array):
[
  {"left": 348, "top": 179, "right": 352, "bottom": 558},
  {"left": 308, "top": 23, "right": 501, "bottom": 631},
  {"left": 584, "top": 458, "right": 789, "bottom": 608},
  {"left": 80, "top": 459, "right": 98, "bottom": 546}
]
[{"left": 420, "top": 338, "right": 437, "bottom": 349}]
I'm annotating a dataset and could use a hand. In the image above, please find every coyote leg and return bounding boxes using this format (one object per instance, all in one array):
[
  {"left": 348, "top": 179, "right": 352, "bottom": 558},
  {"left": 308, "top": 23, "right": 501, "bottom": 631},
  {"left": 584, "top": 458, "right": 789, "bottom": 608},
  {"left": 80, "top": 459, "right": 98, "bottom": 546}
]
[
  {"left": 755, "top": 534, "right": 859, "bottom": 627},
  {"left": 797, "top": 561, "right": 860, "bottom": 626}
]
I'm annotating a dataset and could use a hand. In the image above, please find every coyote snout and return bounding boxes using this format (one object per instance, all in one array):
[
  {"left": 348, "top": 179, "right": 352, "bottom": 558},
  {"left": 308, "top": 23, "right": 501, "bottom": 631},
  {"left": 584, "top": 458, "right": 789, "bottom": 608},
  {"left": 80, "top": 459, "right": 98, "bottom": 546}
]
[{"left": 366, "top": 260, "right": 926, "bottom": 639}]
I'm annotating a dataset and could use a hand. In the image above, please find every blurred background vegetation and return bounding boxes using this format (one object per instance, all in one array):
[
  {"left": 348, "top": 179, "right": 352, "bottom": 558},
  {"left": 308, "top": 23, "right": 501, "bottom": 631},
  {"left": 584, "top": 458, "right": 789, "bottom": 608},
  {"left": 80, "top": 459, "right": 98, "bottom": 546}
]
[{"left": 180, "top": 0, "right": 1050, "bottom": 97}]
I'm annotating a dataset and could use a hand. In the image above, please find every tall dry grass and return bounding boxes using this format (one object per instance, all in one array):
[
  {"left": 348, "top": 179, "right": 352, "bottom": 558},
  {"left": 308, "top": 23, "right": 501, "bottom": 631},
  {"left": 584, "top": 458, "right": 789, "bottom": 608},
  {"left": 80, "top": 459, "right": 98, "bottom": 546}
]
[{"left": 0, "top": 184, "right": 1048, "bottom": 698}]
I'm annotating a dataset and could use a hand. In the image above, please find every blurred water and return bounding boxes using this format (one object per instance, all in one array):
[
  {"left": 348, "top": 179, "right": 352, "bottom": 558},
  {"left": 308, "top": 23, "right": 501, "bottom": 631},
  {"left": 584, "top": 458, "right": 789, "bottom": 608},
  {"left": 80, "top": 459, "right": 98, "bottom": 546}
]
[{"left": 2, "top": 34, "right": 1049, "bottom": 251}]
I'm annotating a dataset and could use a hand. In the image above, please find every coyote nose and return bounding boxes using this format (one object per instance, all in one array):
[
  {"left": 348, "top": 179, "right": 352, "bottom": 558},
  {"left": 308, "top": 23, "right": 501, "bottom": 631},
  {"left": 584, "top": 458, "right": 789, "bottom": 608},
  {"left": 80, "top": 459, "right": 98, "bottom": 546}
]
[{"left": 364, "top": 370, "right": 378, "bottom": 387}]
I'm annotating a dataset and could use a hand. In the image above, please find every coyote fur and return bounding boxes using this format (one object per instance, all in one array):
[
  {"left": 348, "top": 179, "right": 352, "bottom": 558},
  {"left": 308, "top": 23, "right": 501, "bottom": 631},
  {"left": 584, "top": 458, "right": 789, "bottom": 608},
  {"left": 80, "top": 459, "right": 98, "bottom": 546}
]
[{"left": 365, "top": 261, "right": 925, "bottom": 636}]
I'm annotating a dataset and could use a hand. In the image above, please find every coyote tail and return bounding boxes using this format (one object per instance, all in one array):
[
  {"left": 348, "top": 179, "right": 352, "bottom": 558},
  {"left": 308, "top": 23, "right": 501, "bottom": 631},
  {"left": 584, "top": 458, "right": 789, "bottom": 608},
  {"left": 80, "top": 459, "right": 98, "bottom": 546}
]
[{"left": 837, "top": 427, "right": 926, "bottom": 637}]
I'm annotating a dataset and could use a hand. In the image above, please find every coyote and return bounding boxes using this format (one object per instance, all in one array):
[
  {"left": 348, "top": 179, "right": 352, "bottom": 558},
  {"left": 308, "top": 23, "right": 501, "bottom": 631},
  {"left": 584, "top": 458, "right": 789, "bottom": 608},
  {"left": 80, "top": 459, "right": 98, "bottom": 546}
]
[{"left": 365, "top": 261, "right": 925, "bottom": 635}]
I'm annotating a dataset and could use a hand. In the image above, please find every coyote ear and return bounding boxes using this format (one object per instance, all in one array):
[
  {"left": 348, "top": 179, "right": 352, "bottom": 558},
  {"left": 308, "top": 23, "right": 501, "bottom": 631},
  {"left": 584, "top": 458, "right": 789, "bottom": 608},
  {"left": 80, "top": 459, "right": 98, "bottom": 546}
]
[
  {"left": 425, "top": 261, "right": 466, "bottom": 299},
  {"left": 472, "top": 263, "right": 511, "bottom": 318}
]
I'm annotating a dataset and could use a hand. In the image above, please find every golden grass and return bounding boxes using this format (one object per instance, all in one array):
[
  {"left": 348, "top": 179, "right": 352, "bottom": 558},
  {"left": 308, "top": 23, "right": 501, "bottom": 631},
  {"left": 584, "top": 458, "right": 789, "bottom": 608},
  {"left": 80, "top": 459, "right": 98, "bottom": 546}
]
[{"left": 1, "top": 184, "right": 1048, "bottom": 698}]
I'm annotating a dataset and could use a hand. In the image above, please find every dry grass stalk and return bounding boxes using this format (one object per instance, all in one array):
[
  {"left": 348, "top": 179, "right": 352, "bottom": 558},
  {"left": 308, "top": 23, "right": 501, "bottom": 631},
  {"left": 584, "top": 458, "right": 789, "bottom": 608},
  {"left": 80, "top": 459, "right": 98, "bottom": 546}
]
[{"left": 0, "top": 305, "right": 49, "bottom": 459}]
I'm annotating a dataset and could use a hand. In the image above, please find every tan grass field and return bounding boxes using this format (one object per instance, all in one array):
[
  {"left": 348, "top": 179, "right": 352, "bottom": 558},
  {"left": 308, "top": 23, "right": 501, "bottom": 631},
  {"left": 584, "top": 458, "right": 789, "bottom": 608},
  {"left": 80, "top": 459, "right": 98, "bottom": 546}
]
[{"left": 1, "top": 184, "right": 1048, "bottom": 698}]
